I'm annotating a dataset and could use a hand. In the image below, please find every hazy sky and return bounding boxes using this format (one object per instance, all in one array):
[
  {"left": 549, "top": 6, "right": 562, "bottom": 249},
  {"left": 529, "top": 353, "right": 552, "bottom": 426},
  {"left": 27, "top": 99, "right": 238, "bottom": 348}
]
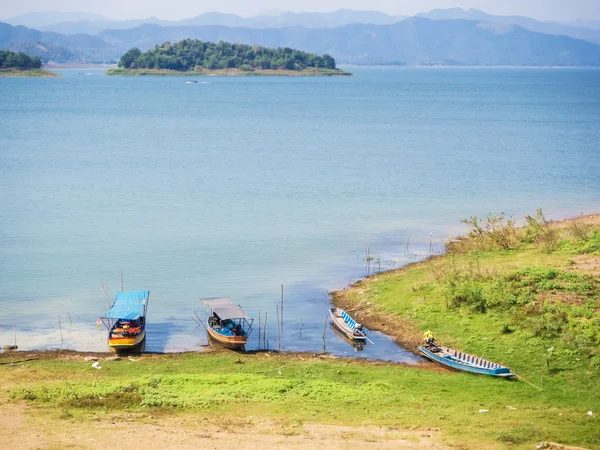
[{"left": 1, "top": 0, "right": 599, "bottom": 22}]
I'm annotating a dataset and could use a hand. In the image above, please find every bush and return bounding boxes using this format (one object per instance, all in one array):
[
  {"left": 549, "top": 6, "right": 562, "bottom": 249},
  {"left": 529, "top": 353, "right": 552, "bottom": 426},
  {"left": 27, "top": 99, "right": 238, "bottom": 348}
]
[
  {"left": 524, "top": 208, "right": 558, "bottom": 252},
  {"left": 458, "top": 213, "right": 517, "bottom": 251},
  {"left": 579, "top": 231, "right": 600, "bottom": 254},
  {"left": 444, "top": 279, "right": 487, "bottom": 313}
]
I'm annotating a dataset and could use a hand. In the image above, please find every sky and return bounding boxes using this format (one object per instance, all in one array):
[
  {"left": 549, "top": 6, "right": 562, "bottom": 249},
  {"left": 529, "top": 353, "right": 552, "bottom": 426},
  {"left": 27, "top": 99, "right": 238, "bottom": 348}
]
[{"left": 1, "top": 0, "right": 599, "bottom": 22}]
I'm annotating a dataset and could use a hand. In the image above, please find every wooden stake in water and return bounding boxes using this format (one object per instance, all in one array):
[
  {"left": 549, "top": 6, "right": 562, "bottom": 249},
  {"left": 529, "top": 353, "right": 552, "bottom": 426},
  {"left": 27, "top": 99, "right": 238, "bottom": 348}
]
[
  {"left": 276, "top": 305, "right": 281, "bottom": 351},
  {"left": 322, "top": 316, "right": 328, "bottom": 352},
  {"left": 299, "top": 316, "right": 302, "bottom": 339},
  {"left": 68, "top": 312, "right": 72, "bottom": 329},
  {"left": 263, "top": 311, "right": 268, "bottom": 349},
  {"left": 258, "top": 308, "right": 261, "bottom": 349},
  {"left": 429, "top": 233, "right": 433, "bottom": 254},
  {"left": 280, "top": 284, "right": 284, "bottom": 331},
  {"left": 58, "top": 314, "right": 63, "bottom": 343}
]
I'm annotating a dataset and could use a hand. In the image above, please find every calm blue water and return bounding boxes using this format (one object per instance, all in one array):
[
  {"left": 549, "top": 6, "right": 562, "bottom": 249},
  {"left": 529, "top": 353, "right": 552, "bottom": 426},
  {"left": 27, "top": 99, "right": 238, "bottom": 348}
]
[{"left": 0, "top": 67, "right": 599, "bottom": 360}]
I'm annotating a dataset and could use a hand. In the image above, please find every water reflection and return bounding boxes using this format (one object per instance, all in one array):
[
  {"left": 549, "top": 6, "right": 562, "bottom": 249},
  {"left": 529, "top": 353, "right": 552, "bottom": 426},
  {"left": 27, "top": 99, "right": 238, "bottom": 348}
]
[{"left": 330, "top": 324, "right": 366, "bottom": 352}]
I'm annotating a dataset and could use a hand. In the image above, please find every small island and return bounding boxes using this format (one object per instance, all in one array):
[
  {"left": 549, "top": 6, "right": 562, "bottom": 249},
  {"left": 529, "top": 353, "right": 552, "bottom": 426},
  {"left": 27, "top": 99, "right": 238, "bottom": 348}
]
[
  {"left": 106, "top": 40, "right": 352, "bottom": 76},
  {"left": 0, "top": 50, "right": 60, "bottom": 77}
]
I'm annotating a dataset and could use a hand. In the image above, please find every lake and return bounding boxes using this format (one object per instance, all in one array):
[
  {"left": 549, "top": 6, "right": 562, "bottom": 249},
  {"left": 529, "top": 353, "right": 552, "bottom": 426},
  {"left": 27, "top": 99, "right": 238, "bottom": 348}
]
[{"left": 0, "top": 67, "right": 598, "bottom": 361}]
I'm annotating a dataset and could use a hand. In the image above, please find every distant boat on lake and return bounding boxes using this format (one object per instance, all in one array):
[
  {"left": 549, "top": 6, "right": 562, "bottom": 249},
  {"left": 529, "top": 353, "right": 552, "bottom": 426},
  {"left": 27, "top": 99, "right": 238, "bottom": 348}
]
[
  {"left": 185, "top": 80, "right": 198, "bottom": 84},
  {"left": 201, "top": 297, "right": 253, "bottom": 349}
]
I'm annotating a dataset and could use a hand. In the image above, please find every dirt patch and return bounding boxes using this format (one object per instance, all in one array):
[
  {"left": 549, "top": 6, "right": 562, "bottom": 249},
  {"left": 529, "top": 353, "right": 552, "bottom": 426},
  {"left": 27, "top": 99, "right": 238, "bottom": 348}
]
[
  {"left": 564, "top": 255, "right": 600, "bottom": 276},
  {"left": 538, "top": 291, "right": 588, "bottom": 306},
  {"left": 550, "top": 214, "right": 600, "bottom": 228},
  {"left": 0, "top": 402, "right": 451, "bottom": 449},
  {"left": 536, "top": 443, "right": 592, "bottom": 450}
]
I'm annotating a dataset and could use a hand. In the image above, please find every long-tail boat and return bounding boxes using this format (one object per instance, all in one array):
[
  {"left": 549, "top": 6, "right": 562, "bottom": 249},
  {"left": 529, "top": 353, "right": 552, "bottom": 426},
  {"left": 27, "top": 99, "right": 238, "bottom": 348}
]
[
  {"left": 201, "top": 297, "right": 253, "bottom": 350},
  {"left": 100, "top": 290, "right": 149, "bottom": 351},
  {"left": 329, "top": 307, "right": 368, "bottom": 342},
  {"left": 418, "top": 342, "right": 514, "bottom": 377}
]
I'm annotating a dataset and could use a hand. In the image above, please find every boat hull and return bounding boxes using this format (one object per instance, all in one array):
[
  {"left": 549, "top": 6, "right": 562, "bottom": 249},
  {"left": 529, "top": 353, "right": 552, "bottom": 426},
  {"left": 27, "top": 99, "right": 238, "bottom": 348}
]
[
  {"left": 418, "top": 345, "right": 514, "bottom": 378},
  {"left": 329, "top": 308, "right": 367, "bottom": 342},
  {"left": 207, "top": 327, "right": 248, "bottom": 349},
  {"left": 109, "top": 330, "right": 146, "bottom": 350}
]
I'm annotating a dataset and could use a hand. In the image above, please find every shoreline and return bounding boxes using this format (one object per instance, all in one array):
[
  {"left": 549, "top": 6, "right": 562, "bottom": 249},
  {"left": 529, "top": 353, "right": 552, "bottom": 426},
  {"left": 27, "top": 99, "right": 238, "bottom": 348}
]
[
  {"left": 0, "top": 348, "right": 438, "bottom": 371},
  {"left": 105, "top": 67, "right": 353, "bottom": 76},
  {"left": 3, "top": 212, "right": 597, "bottom": 359},
  {"left": 0, "top": 69, "right": 62, "bottom": 78},
  {"left": 339, "top": 64, "right": 600, "bottom": 69},
  {"left": 45, "top": 63, "right": 117, "bottom": 69},
  {"left": 331, "top": 211, "right": 600, "bottom": 353}
]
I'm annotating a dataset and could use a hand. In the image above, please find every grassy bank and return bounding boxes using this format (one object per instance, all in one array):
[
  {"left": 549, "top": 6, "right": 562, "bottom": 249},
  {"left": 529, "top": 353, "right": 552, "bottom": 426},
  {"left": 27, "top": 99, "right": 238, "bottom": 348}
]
[
  {"left": 334, "top": 211, "right": 600, "bottom": 448},
  {"left": 1, "top": 350, "right": 596, "bottom": 449},
  {"left": 0, "top": 68, "right": 61, "bottom": 77},
  {"left": 105, "top": 67, "right": 353, "bottom": 76}
]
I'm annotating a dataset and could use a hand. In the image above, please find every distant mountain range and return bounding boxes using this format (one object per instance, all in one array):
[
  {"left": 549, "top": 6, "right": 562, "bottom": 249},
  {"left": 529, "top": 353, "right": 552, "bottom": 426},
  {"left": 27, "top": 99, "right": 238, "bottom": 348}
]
[
  {"left": 4, "top": 8, "right": 600, "bottom": 46},
  {"left": 2, "top": 9, "right": 600, "bottom": 66},
  {"left": 0, "top": 22, "right": 119, "bottom": 63},
  {"left": 4, "top": 9, "right": 406, "bottom": 35},
  {"left": 417, "top": 8, "right": 600, "bottom": 44}
]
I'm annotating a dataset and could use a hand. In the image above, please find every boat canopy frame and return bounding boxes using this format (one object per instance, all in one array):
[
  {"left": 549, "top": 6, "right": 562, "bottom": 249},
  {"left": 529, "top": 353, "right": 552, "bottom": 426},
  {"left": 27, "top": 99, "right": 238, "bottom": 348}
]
[
  {"left": 100, "top": 290, "right": 150, "bottom": 330},
  {"left": 201, "top": 297, "right": 254, "bottom": 333}
]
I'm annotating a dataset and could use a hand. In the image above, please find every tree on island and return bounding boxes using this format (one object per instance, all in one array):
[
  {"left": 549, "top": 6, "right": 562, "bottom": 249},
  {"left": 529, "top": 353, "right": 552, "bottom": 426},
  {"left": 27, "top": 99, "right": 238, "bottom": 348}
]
[
  {"left": 0, "top": 50, "right": 42, "bottom": 70},
  {"left": 117, "top": 40, "right": 338, "bottom": 71},
  {"left": 119, "top": 47, "right": 142, "bottom": 69}
]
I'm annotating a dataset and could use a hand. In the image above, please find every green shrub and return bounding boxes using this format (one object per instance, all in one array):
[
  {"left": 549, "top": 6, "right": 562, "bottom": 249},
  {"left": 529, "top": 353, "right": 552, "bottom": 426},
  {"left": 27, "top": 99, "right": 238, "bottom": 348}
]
[
  {"left": 458, "top": 213, "right": 518, "bottom": 251},
  {"left": 524, "top": 208, "right": 558, "bottom": 252}
]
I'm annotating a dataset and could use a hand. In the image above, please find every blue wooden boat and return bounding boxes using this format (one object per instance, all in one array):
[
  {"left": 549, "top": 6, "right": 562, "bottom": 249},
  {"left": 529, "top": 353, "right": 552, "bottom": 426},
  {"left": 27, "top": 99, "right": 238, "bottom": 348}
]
[
  {"left": 418, "top": 344, "right": 514, "bottom": 378},
  {"left": 329, "top": 307, "right": 368, "bottom": 342}
]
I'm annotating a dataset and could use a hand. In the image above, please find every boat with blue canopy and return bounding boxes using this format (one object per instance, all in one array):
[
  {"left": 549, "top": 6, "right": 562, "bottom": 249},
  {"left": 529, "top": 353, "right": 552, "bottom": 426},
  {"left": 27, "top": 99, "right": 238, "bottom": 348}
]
[
  {"left": 100, "top": 290, "right": 149, "bottom": 350},
  {"left": 418, "top": 331, "right": 514, "bottom": 377},
  {"left": 201, "top": 297, "right": 253, "bottom": 349}
]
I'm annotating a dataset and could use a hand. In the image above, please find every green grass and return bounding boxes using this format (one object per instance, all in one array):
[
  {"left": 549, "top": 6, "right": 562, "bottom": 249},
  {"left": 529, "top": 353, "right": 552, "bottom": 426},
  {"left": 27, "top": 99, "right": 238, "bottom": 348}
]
[
  {"left": 334, "top": 213, "right": 600, "bottom": 448},
  {"left": 2, "top": 352, "right": 598, "bottom": 448}
]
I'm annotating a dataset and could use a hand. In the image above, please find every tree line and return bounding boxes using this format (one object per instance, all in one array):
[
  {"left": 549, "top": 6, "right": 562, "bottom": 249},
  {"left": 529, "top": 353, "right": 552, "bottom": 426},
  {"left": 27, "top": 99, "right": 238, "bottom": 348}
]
[
  {"left": 0, "top": 50, "right": 42, "bottom": 70},
  {"left": 118, "top": 39, "right": 337, "bottom": 71}
]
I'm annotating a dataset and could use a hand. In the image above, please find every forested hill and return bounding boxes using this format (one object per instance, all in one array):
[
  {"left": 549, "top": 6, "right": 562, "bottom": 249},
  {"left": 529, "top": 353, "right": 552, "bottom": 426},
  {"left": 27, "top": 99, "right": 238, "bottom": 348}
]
[
  {"left": 118, "top": 39, "right": 337, "bottom": 71},
  {"left": 0, "top": 49, "right": 42, "bottom": 69}
]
